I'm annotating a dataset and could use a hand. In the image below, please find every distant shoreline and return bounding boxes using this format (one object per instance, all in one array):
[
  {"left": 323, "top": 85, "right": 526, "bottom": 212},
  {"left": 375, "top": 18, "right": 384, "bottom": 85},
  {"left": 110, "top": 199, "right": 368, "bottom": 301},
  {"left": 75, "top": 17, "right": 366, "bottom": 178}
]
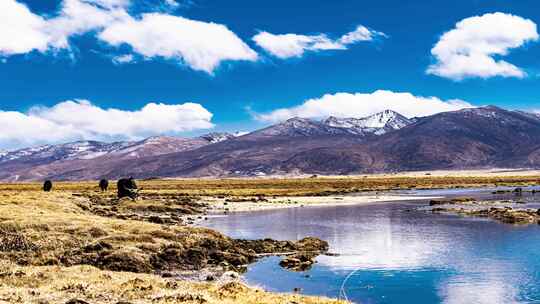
[{"left": 2, "top": 169, "right": 538, "bottom": 197}]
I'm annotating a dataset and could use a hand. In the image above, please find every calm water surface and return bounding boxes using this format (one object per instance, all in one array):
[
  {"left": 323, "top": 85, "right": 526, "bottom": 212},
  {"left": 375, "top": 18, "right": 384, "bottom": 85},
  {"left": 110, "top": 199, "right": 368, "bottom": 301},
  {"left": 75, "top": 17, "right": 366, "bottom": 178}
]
[{"left": 204, "top": 188, "right": 540, "bottom": 304}]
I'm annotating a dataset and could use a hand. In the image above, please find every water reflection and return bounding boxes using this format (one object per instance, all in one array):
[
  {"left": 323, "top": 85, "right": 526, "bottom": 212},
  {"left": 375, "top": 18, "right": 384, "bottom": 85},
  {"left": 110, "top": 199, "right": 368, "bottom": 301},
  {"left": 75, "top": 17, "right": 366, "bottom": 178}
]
[
  {"left": 204, "top": 192, "right": 540, "bottom": 304},
  {"left": 316, "top": 210, "right": 450, "bottom": 271},
  {"left": 440, "top": 272, "right": 520, "bottom": 304}
]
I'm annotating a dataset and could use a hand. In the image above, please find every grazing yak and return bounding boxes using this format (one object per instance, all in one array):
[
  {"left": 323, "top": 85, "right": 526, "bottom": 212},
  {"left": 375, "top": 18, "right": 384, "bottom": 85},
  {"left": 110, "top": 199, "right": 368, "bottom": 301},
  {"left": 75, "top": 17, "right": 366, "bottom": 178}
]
[
  {"left": 117, "top": 177, "right": 138, "bottom": 200},
  {"left": 99, "top": 179, "right": 109, "bottom": 192},
  {"left": 43, "top": 180, "right": 53, "bottom": 192}
]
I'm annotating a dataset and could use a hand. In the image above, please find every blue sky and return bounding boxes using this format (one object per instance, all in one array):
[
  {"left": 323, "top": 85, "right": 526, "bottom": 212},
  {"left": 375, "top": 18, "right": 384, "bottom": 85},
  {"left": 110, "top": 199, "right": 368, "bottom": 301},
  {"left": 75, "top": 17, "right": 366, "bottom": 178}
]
[{"left": 1, "top": 0, "right": 540, "bottom": 149}]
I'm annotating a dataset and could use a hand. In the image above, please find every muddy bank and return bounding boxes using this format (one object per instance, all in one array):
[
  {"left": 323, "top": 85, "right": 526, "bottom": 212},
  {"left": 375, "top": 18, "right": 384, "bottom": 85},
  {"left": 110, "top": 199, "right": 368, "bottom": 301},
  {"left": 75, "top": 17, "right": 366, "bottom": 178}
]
[{"left": 57, "top": 234, "right": 329, "bottom": 275}]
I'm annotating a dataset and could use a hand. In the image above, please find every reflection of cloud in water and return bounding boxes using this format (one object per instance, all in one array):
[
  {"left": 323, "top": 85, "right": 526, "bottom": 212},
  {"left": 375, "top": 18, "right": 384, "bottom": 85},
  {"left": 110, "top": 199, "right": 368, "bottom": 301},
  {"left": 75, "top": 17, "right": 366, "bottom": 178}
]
[
  {"left": 316, "top": 209, "right": 527, "bottom": 303},
  {"left": 317, "top": 210, "right": 452, "bottom": 271},
  {"left": 441, "top": 280, "right": 517, "bottom": 304},
  {"left": 439, "top": 267, "right": 521, "bottom": 304}
]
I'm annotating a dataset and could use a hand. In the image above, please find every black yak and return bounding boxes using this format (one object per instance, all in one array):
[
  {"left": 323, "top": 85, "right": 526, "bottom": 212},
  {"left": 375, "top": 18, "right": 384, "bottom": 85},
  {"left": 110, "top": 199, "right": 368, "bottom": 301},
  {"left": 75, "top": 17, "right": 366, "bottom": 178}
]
[
  {"left": 117, "top": 177, "right": 138, "bottom": 199},
  {"left": 99, "top": 179, "right": 109, "bottom": 192},
  {"left": 43, "top": 180, "right": 53, "bottom": 192}
]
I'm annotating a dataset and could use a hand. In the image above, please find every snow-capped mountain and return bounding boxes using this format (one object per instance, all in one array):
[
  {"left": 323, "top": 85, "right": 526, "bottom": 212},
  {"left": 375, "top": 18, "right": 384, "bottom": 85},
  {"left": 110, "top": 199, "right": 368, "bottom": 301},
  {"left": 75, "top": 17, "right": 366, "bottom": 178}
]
[
  {"left": 0, "top": 141, "right": 133, "bottom": 164},
  {"left": 3, "top": 106, "right": 540, "bottom": 181},
  {"left": 323, "top": 110, "right": 415, "bottom": 135},
  {"left": 0, "top": 132, "right": 247, "bottom": 164},
  {"left": 0, "top": 133, "right": 238, "bottom": 181},
  {"left": 0, "top": 135, "right": 225, "bottom": 164},
  {"left": 251, "top": 110, "right": 416, "bottom": 137}
]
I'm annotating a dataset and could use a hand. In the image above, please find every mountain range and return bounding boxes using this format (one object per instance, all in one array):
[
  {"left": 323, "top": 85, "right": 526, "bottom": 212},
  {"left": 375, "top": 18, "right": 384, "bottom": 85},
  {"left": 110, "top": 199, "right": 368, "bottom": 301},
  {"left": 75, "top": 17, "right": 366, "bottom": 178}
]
[{"left": 1, "top": 106, "right": 540, "bottom": 181}]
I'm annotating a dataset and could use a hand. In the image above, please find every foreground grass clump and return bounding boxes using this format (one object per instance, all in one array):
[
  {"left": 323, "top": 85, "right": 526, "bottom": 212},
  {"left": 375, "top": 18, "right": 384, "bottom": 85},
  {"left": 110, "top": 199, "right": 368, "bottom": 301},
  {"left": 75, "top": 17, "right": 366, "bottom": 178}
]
[
  {"left": 0, "top": 262, "right": 346, "bottom": 304},
  {"left": 0, "top": 191, "right": 326, "bottom": 272}
]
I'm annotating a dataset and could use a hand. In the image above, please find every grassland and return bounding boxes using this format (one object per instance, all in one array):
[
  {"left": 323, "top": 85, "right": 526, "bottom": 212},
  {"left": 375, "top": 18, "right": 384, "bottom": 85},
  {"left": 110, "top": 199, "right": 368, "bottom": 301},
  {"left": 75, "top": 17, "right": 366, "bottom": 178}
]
[
  {"left": 1, "top": 173, "right": 538, "bottom": 196},
  {"left": 0, "top": 190, "right": 341, "bottom": 303}
]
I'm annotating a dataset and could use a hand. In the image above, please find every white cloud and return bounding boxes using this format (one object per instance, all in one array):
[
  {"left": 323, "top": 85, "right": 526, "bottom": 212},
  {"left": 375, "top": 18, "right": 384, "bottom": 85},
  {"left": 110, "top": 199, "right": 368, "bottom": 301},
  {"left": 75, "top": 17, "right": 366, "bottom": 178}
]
[
  {"left": 98, "top": 13, "right": 258, "bottom": 73},
  {"left": 0, "top": 0, "right": 128, "bottom": 56},
  {"left": 112, "top": 54, "right": 134, "bottom": 64},
  {"left": 164, "top": 0, "right": 179, "bottom": 7},
  {"left": 253, "top": 25, "right": 385, "bottom": 59},
  {"left": 339, "top": 25, "right": 386, "bottom": 44},
  {"left": 89, "top": 0, "right": 130, "bottom": 8},
  {"left": 252, "top": 32, "right": 343, "bottom": 59},
  {"left": 0, "top": 100, "right": 214, "bottom": 149},
  {"left": 427, "top": 12, "right": 539, "bottom": 80},
  {"left": 252, "top": 90, "right": 474, "bottom": 122},
  {"left": 47, "top": 0, "right": 129, "bottom": 49},
  {"left": 0, "top": 0, "right": 257, "bottom": 74},
  {"left": 0, "top": 0, "right": 50, "bottom": 55}
]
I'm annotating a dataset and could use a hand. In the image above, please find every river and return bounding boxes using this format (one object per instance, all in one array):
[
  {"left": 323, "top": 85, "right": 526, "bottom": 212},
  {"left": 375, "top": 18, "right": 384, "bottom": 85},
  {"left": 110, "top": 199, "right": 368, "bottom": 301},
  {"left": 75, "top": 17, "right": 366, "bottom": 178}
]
[{"left": 204, "top": 187, "right": 540, "bottom": 304}]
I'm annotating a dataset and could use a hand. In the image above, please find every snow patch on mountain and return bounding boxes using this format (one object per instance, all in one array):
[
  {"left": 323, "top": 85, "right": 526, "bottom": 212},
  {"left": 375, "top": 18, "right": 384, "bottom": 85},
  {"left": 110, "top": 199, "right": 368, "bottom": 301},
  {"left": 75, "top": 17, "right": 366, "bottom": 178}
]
[
  {"left": 200, "top": 132, "right": 236, "bottom": 143},
  {"left": 324, "top": 110, "right": 414, "bottom": 135},
  {"left": 514, "top": 110, "right": 540, "bottom": 122},
  {"left": 0, "top": 141, "right": 132, "bottom": 163}
]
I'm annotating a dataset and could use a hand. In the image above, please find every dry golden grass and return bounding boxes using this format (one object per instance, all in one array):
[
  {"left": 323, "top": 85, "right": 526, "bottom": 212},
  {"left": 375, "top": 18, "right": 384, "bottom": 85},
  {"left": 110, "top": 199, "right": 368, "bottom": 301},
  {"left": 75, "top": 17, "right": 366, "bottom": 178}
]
[
  {"left": 0, "top": 261, "right": 346, "bottom": 304},
  {"left": 0, "top": 191, "right": 185, "bottom": 266},
  {"left": 0, "top": 189, "right": 346, "bottom": 303},
  {"left": 1, "top": 174, "right": 539, "bottom": 197}
]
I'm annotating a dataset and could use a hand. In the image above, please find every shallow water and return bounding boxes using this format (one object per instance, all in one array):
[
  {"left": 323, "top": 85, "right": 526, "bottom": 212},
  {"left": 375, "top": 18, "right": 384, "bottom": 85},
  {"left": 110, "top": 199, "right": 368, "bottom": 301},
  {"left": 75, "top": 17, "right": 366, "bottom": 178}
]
[{"left": 204, "top": 188, "right": 540, "bottom": 304}]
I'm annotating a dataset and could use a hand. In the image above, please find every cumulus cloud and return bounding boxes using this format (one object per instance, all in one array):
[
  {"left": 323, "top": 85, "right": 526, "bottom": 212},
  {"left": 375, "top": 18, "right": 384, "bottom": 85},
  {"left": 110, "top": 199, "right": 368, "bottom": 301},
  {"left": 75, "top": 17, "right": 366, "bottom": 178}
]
[
  {"left": 0, "top": 100, "right": 214, "bottom": 149},
  {"left": 112, "top": 54, "right": 134, "bottom": 64},
  {"left": 0, "top": 0, "right": 51, "bottom": 55},
  {"left": 98, "top": 13, "right": 258, "bottom": 73},
  {"left": 253, "top": 25, "right": 385, "bottom": 59},
  {"left": 0, "top": 0, "right": 127, "bottom": 56},
  {"left": 427, "top": 12, "right": 539, "bottom": 80},
  {"left": 0, "top": 0, "right": 128, "bottom": 56},
  {"left": 339, "top": 25, "right": 385, "bottom": 44},
  {"left": 252, "top": 90, "right": 474, "bottom": 122},
  {"left": 0, "top": 0, "right": 257, "bottom": 73},
  {"left": 164, "top": 0, "right": 179, "bottom": 7}
]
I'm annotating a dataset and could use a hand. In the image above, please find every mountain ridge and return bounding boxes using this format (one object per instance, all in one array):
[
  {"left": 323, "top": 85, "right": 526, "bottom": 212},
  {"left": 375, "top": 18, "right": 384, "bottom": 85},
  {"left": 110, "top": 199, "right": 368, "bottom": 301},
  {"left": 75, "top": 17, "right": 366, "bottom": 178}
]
[{"left": 2, "top": 107, "right": 540, "bottom": 181}]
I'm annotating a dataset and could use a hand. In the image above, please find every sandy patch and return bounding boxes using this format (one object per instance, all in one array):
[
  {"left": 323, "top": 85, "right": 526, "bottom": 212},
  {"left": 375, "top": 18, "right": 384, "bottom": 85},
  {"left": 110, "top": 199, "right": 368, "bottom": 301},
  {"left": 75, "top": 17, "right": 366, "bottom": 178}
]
[{"left": 204, "top": 194, "right": 441, "bottom": 213}]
